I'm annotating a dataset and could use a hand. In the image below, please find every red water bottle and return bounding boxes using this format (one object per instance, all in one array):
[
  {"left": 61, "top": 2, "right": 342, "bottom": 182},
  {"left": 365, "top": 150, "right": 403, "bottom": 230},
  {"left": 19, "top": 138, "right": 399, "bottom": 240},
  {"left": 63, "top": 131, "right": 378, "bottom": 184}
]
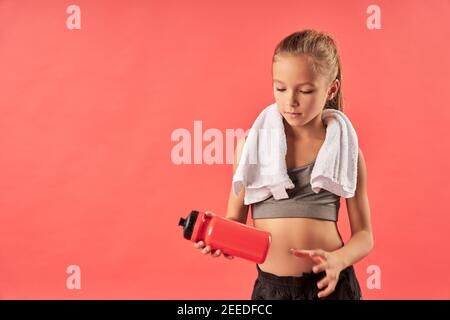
[{"left": 178, "top": 210, "right": 271, "bottom": 264}]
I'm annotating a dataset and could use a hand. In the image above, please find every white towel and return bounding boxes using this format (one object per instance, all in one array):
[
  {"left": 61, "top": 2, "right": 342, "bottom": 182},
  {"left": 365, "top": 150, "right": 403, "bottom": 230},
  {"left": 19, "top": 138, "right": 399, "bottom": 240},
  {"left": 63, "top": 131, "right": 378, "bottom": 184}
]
[{"left": 232, "top": 102, "right": 358, "bottom": 205}]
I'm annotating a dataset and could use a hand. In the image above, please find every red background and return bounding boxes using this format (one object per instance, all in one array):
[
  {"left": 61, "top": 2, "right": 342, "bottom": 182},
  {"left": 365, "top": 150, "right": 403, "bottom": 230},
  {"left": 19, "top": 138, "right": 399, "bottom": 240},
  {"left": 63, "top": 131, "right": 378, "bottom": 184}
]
[{"left": 0, "top": 0, "right": 449, "bottom": 299}]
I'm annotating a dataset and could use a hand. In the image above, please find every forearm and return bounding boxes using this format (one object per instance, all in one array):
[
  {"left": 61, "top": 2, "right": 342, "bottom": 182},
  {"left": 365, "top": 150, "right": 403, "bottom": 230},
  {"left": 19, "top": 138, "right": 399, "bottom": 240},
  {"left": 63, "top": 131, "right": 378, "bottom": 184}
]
[
  {"left": 225, "top": 214, "right": 247, "bottom": 224},
  {"left": 334, "top": 230, "right": 374, "bottom": 269},
  {"left": 225, "top": 205, "right": 249, "bottom": 224}
]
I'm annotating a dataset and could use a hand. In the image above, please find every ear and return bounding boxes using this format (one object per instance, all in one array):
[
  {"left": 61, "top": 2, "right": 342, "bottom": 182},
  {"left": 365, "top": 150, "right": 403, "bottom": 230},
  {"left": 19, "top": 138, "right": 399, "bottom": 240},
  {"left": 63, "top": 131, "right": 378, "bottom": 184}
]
[{"left": 327, "top": 79, "right": 340, "bottom": 100}]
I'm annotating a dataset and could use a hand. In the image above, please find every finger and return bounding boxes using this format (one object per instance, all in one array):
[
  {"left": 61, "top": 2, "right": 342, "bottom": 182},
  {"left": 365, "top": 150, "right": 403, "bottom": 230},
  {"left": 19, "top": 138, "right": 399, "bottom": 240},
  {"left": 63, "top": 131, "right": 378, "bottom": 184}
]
[
  {"left": 317, "top": 275, "right": 329, "bottom": 289},
  {"left": 312, "top": 263, "right": 327, "bottom": 274},
  {"left": 212, "top": 249, "right": 221, "bottom": 257},
  {"left": 204, "top": 211, "right": 215, "bottom": 217},
  {"left": 290, "top": 249, "right": 325, "bottom": 264},
  {"left": 310, "top": 249, "right": 327, "bottom": 260},
  {"left": 311, "top": 256, "right": 325, "bottom": 265},
  {"left": 318, "top": 283, "right": 336, "bottom": 299},
  {"left": 202, "top": 245, "right": 211, "bottom": 254},
  {"left": 224, "top": 253, "right": 234, "bottom": 260},
  {"left": 194, "top": 241, "right": 205, "bottom": 249},
  {"left": 289, "top": 249, "right": 311, "bottom": 257},
  {"left": 290, "top": 248, "right": 309, "bottom": 255}
]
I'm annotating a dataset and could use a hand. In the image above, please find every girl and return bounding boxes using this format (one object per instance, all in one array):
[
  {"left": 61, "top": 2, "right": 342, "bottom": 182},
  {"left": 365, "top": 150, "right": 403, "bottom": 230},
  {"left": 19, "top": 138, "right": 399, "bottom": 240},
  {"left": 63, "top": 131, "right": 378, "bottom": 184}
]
[{"left": 194, "top": 29, "right": 373, "bottom": 300}]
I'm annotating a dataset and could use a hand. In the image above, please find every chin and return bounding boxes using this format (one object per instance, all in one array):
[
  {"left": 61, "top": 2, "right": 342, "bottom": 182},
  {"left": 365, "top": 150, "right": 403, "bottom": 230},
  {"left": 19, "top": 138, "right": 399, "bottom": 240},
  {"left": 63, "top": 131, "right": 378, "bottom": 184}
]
[{"left": 284, "top": 117, "right": 303, "bottom": 126}]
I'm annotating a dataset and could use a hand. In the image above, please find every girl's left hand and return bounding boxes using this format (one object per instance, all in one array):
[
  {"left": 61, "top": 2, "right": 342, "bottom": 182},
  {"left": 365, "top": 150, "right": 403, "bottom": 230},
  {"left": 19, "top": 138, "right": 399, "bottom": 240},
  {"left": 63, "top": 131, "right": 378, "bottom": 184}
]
[{"left": 289, "top": 248, "right": 346, "bottom": 298}]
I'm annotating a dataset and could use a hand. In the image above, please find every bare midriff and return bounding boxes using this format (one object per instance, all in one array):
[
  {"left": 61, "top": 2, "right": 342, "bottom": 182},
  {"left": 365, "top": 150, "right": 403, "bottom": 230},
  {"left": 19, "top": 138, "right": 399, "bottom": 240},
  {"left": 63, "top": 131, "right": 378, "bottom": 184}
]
[{"left": 253, "top": 217, "right": 344, "bottom": 276}]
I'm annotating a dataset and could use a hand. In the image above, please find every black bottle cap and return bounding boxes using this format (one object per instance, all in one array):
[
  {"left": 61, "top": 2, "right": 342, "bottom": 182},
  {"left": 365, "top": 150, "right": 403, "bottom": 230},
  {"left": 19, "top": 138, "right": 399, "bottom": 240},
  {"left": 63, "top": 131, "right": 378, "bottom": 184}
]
[
  {"left": 178, "top": 210, "right": 199, "bottom": 240},
  {"left": 178, "top": 218, "right": 186, "bottom": 226}
]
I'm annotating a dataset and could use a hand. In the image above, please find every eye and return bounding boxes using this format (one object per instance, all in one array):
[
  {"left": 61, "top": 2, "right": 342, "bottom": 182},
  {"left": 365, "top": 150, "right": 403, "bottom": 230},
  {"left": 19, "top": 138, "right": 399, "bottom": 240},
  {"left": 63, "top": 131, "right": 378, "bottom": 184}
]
[{"left": 275, "top": 88, "right": 313, "bottom": 94}]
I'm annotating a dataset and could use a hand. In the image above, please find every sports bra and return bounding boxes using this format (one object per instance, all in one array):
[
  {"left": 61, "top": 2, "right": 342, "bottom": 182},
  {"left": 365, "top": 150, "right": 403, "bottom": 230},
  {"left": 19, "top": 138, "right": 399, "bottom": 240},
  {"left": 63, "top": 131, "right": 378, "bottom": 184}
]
[{"left": 250, "top": 159, "right": 341, "bottom": 221}]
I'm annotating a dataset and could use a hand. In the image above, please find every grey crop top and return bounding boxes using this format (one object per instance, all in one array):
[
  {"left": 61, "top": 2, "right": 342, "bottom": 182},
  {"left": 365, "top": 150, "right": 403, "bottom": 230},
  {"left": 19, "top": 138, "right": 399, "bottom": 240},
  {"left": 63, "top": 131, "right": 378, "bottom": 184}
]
[{"left": 250, "top": 159, "right": 341, "bottom": 221}]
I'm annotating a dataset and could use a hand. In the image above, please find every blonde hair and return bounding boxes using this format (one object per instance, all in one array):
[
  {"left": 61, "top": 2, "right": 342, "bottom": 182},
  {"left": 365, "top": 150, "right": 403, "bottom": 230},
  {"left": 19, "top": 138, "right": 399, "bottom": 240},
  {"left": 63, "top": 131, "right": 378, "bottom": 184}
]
[{"left": 272, "top": 29, "right": 344, "bottom": 112}]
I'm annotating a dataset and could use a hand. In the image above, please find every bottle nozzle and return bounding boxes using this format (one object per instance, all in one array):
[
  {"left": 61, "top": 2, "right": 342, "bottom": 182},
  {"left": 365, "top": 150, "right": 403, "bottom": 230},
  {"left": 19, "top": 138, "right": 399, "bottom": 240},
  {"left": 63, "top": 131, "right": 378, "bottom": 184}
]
[
  {"left": 179, "top": 211, "right": 199, "bottom": 240},
  {"left": 178, "top": 217, "right": 186, "bottom": 227}
]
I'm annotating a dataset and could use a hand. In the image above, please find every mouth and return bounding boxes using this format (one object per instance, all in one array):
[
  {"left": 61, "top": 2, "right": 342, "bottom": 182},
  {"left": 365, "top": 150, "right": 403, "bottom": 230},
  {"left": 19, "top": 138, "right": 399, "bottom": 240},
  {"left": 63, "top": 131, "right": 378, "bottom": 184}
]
[{"left": 285, "top": 111, "right": 302, "bottom": 117}]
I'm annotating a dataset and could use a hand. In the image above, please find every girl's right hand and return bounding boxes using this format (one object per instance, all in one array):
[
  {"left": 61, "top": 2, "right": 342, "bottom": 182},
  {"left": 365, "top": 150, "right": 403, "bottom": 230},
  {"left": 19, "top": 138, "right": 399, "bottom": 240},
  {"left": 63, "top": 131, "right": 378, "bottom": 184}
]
[{"left": 193, "top": 211, "right": 234, "bottom": 260}]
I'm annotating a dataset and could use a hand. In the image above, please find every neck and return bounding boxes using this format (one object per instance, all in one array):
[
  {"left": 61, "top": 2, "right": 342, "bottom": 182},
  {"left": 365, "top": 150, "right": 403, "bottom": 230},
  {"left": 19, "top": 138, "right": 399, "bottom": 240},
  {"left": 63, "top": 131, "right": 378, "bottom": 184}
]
[{"left": 284, "top": 113, "right": 326, "bottom": 141}]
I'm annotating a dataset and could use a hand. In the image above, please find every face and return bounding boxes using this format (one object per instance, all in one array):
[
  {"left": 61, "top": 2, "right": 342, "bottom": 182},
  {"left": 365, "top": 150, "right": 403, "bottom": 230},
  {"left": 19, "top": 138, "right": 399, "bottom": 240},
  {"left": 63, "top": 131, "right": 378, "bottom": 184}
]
[{"left": 272, "top": 54, "right": 339, "bottom": 127}]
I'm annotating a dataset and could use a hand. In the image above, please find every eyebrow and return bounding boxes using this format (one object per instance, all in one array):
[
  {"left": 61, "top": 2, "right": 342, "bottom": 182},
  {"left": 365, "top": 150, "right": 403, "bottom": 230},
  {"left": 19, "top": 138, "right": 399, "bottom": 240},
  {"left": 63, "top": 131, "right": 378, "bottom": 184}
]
[{"left": 273, "top": 79, "right": 315, "bottom": 86}]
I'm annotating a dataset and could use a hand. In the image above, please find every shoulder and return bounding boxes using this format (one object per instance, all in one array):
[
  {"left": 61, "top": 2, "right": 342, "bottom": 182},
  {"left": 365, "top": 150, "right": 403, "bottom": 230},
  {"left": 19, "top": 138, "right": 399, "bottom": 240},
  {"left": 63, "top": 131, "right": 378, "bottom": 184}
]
[
  {"left": 233, "top": 135, "right": 248, "bottom": 173},
  {"left": 355, "top": 147, "right": 368, "bottom": 192},
  {"left": 357, "top": 148, "right": 367, "bottom": 174},
  {"left": 236, "top": 135, "right": 247, "bottom": 155}
]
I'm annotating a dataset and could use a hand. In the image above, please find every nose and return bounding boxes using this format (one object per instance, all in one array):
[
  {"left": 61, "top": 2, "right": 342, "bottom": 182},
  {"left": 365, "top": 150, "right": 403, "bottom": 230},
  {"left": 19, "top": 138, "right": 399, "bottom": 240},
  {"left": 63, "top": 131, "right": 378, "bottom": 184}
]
[{"left": 286, "top": 94, "right": 299, "bottom": 107}]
